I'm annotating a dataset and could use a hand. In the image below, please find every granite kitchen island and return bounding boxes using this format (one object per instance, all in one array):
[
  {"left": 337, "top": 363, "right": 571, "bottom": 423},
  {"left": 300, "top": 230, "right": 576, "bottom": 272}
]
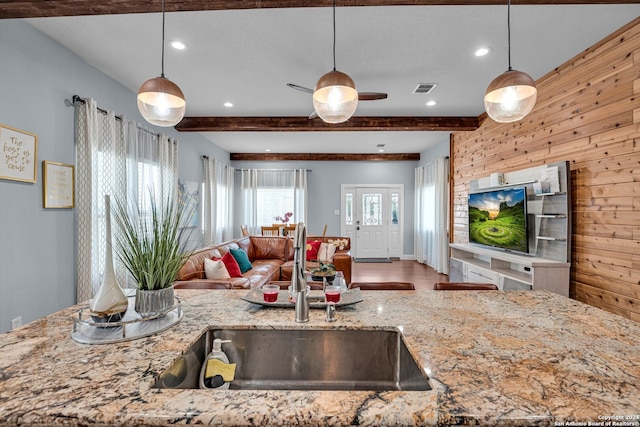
[{"left": 0, "top": 289, "right": 639, "bottom": 426}]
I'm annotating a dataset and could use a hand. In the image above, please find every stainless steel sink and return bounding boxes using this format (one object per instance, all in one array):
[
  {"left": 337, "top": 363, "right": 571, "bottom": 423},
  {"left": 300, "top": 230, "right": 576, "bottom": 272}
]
[{"left": 155, "top": 328, "right": 431, "bottom": 391}]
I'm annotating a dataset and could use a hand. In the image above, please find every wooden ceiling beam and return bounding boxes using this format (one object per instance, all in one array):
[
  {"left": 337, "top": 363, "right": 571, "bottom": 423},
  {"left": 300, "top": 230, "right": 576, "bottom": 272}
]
[
  {"left": 1, "top": 0, "right": 634, "bottom": 19},
  {"left": 230, "top": 153, "right": 421, "bottom": 161},
  {"left": 176, "top": 116, "right": 480, "bottom": 132}
]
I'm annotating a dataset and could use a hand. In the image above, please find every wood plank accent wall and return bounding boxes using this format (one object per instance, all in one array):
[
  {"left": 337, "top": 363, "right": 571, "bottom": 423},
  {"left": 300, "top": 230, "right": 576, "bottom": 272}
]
[{"left": 451, "top": 17, "right": 640, "bottom": 322}]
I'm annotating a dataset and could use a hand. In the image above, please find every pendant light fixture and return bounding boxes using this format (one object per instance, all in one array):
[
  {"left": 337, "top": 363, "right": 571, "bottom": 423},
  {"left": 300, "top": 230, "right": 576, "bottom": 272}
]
[
  {"left": 484, "top": 0, "right": 537, "bottom": 123},
  {"left": 313, "top": 0, "right": 358, "bottom": 124},
  {"left": 137, "top": 0, "right": 186, "bottom": 127}
]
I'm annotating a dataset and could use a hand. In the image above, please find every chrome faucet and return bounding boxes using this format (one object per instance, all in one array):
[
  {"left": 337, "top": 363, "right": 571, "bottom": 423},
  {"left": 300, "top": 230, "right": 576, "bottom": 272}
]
[{"left": 291, "top": 222, "right": 310, "bottom": 323}]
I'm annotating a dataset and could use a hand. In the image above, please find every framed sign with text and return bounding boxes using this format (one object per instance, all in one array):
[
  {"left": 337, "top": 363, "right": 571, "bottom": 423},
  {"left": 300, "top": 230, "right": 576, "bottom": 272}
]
[
  {"left": 0, "top": 124, "right": 38, "bottom": 183},
  {"left": 43, "top": 161, "right": 75, "bottom": 208}
]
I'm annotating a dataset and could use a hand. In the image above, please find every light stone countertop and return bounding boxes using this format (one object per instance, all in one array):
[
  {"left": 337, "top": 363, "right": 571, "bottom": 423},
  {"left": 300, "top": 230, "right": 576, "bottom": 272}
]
[{"left": 0, "top": 289, "right": 639, "bottom": 426}]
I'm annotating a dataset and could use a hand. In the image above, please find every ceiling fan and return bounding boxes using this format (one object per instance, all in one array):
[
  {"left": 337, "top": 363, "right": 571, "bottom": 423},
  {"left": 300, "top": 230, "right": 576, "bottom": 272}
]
[
  {"left": 287, "top": 83, "right": 388, "bottom": 119},
  {"left": 287, "top": 83, "right": 388, "bottom": 101}
]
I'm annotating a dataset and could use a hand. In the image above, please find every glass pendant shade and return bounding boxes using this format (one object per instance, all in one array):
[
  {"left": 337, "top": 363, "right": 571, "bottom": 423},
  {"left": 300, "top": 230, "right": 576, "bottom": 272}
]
[
  {"left": 137, "top": 76, "right": 186, "bottom": 127},
  {"left": 484, "top": 70, "right": 537, "bottom": 123},
  {"left": 313, "top": 70, "right": 358, "bottom": 124}
]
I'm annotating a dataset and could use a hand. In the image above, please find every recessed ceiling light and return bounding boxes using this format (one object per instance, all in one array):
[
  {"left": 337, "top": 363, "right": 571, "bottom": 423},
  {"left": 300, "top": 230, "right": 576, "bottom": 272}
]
[
  {"left": 475, "top": 47, "right": 491, "bottom": 57},
  {"left": 265, "top": 148, "right": 271, "bottom": 152},
  {"left": 223, "top": 102, "right": 233, "bottom": 108},
  {"left": 170, "top": 40, "right": 187, "bottom": 50},
  {"left": 426, "top": 100, "right": 437, "bottom": 107},
  {"left": 378, "top": 149, "right": 385, "bottom": 153}
]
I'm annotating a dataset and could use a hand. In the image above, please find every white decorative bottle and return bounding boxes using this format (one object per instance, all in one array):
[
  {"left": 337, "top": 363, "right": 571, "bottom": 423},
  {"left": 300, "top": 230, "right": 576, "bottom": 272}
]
[
  {"left": 199, "top": 339, "right": 232, "bottom": 389},
  {"left": 90, "top": 195, "right": 129, "bottom": 323}
]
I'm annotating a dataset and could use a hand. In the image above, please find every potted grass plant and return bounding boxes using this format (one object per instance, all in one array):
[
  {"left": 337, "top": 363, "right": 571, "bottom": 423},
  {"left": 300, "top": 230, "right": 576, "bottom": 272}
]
[{"left": 110, "top": 190, "right": 196, "bottom": 317}]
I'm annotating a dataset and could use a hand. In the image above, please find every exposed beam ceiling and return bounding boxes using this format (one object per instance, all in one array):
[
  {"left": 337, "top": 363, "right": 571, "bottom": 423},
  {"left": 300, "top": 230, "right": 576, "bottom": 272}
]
[
  {"left": 176, "top": 116, "right": 480, "bottom": 132},
  {"left": 18, "top": 1, "right": 640, "bottom": 156},
  {"left": 2, "top": 0, "right": 636, "bottom": 19},
  {"left": 230, "top": 153, "right": 421, "bottom": 161}
]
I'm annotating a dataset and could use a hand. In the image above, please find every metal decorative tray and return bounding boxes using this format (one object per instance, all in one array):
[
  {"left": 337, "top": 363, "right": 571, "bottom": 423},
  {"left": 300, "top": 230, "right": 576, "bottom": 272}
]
[
  {"left": 241, "top": 287, "right": 363, "bottom": 308},
  {"left": 71, "top": 294, "right": 182, "bottom": 345}
]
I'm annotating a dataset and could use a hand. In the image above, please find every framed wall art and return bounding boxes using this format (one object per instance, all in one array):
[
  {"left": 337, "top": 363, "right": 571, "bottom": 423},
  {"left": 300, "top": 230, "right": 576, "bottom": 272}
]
[
  {"left": 43, "top": 161, "right": 75, "bottom": 208},
  {"left": 178, "top": 179, "right": 201, "bottom": 228},
  {"left": 0, "top": 124, "right": 38, "bottom": 183}
]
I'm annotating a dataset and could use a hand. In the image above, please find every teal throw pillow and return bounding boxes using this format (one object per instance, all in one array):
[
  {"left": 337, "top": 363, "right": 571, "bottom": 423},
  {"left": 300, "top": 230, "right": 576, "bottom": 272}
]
[{"left": 229, "top": 248, "right": 253, "bottom": 273}]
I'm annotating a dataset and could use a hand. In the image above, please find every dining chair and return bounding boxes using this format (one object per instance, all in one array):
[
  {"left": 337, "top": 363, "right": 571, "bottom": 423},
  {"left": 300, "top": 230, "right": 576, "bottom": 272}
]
[
  {"left": 240, "top": 224, "right": 249, "bottom": 237},
  {"left": 433, "top": 282, "right": 499, "bottom": 290},
  {"left": 261, "top": 226, "right": 281, "bottom": 236},
  {"left": 310, "top": 224, "right": 328, "bottom": 238},
  {"left": 349, "top": 282, "right": 415, "bottom": 290}
]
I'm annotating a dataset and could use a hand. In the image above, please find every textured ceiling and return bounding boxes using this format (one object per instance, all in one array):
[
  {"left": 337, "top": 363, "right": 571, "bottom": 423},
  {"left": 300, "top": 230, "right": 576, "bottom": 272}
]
[{"left": 26, "top": 5, "right": 640, "bottom": 154}]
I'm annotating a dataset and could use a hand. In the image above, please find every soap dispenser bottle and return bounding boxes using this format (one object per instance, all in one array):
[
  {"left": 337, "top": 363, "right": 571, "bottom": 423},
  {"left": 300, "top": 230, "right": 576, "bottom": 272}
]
[{"left": 199, "top": 338, "right": 231, "bottom": 389}]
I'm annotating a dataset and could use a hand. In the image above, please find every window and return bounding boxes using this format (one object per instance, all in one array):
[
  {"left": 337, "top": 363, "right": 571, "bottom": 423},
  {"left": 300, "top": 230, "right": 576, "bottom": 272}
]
[
  {"left": 391, "top": 192, "right": 399, "bottom": 225},
  {"left": 137, "top": 161, "right": 161, "bottom": 221},
  {"left": 240, "top": 169, "right": 307, "bottom": 233},
  {"left": 362, "top": 192, "right": 382, "bottom": 226},
  {"left": 257, "top": 187, "right": 295, "bottom": 225},
  {"left": 345, "top": 192, "right": 353, "bottom": 225},
  {"left": 75, "top": 100, "right": 180, "bottom": 302}
]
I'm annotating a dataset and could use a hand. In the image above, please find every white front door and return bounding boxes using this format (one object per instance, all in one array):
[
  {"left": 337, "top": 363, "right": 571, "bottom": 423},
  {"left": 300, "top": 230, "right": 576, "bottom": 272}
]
[
  {"left": 342, "top": 184, "right": 404, "bottom": 259},
  {"left": 355, "top": 187, "right": 389, "bottom": 259}
]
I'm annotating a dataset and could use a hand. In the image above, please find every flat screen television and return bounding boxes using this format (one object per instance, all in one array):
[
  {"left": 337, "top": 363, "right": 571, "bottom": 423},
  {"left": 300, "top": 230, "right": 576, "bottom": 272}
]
[{"left": 468, "top": 186, "right": 529, "bottom": 254}]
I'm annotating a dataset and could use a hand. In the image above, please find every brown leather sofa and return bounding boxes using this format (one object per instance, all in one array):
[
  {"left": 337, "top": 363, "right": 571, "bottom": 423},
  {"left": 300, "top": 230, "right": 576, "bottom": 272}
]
[{"left": 174, "top": 235, "right": 352, "bottom": 290}]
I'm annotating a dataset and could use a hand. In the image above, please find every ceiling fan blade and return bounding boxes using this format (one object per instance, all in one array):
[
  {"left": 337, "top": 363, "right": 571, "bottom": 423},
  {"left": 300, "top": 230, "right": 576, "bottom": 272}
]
[
  {"left": 287, "top": 83, "right": 314, "bottom": 94},
  {"left": 358, "top": 92, "right": 388, "bottom": 101},
  {"left": 289, "top": 83, "right": 387, "bottom": 101}
]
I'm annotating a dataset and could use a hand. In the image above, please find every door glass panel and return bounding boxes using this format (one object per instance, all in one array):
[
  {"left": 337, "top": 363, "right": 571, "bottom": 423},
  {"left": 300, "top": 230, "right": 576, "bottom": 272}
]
[
  {"left": 345, "top": 192, "right": 353, "bottom": 225},
  {"left": 362, "top": 193, "right": 382, "bottom": 225},
  {"left": 391, "top": 193, "right": 399, "bottom": 225}
]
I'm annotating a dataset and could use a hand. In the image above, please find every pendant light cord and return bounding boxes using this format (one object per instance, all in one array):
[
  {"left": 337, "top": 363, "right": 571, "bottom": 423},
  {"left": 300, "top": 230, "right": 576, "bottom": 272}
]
[
  {"left": 161, "top": 0, "right": 166, "bottom": 78},
  {"left": 507, "top": 0, "right": 512, "bottom": 71},
  {"left": 332, "top": 0, "right": 337, "bottom": 71}
]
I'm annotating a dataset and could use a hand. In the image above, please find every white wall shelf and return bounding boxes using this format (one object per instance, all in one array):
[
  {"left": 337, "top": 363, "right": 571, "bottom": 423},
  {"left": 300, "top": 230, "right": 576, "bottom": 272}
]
[{"left": 536, "top": 236, "right": 567, "bottom": 241}]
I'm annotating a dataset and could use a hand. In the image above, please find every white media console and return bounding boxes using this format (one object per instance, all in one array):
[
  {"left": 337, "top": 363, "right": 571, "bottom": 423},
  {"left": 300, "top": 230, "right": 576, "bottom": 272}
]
[
  {"left": 451, "top": 161, "right": 571, "bottom": 297},
  {"left": 449, "top": 243, "right": 570, "bottom": 296}
]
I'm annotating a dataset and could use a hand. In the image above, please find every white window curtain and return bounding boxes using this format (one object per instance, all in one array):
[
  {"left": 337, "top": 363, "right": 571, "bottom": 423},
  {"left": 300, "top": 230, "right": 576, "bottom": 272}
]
[
  {"left": 240, "top": 169, "right": 307, "bottom": 234},
  {"left": 75, "top": 98, "right": 179, "bottom": 303},
  {"left": 203, "top": 157, "right": 235, "bottom": 245},
  {"left": 415, "top": 157, "right": 450, "bottom": 274}
]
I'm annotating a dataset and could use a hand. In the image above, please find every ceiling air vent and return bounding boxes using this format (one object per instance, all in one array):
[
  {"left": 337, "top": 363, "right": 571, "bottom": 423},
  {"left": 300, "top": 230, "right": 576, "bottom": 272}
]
[{"left": 413, "top": 83, "right": 437, "bottom": 95}]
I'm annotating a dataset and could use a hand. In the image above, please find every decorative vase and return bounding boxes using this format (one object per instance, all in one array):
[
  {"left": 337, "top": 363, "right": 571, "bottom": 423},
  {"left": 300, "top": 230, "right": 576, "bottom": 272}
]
[
  {"left": 90, "top": 195, "right": 129, "bottom": 323},
  {"left": 135, "top": 285, "right": 175, "bottom": 318}
]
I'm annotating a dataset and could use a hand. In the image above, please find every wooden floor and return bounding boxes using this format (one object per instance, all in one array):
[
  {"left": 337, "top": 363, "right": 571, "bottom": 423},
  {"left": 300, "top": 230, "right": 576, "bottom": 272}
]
[{"left": 350, "top": 259, "right": 449, "bottom": 291}]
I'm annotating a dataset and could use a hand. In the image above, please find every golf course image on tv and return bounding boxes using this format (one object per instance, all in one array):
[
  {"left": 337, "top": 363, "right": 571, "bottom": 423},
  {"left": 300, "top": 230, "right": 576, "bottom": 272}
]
[{"left": 468, "top": 186, "right": 528, "bottom": 254}]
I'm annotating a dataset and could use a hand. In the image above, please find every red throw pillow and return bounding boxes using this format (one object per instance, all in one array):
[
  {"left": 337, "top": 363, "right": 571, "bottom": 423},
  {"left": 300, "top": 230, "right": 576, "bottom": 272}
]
[
  {"left": 306, "top": 240, "right": 322, "bottom": 261},
  {"left": 214, "top": 252, "right": 243, "bottom": 278}
]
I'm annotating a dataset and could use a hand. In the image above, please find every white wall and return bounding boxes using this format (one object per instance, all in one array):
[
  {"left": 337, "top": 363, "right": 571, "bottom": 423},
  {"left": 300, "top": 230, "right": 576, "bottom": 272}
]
[
  {"left": 0, "top": 20, "right": 452, "bottom": 333},
  {"left": 419, "top": 138, "right": 450, "bottom": 166},
  {"left": 0, "top": 20, "right": 227, "bottom": 333},
  {"left": 232, "top": 159, "right": 423, "bottom": 256}
]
